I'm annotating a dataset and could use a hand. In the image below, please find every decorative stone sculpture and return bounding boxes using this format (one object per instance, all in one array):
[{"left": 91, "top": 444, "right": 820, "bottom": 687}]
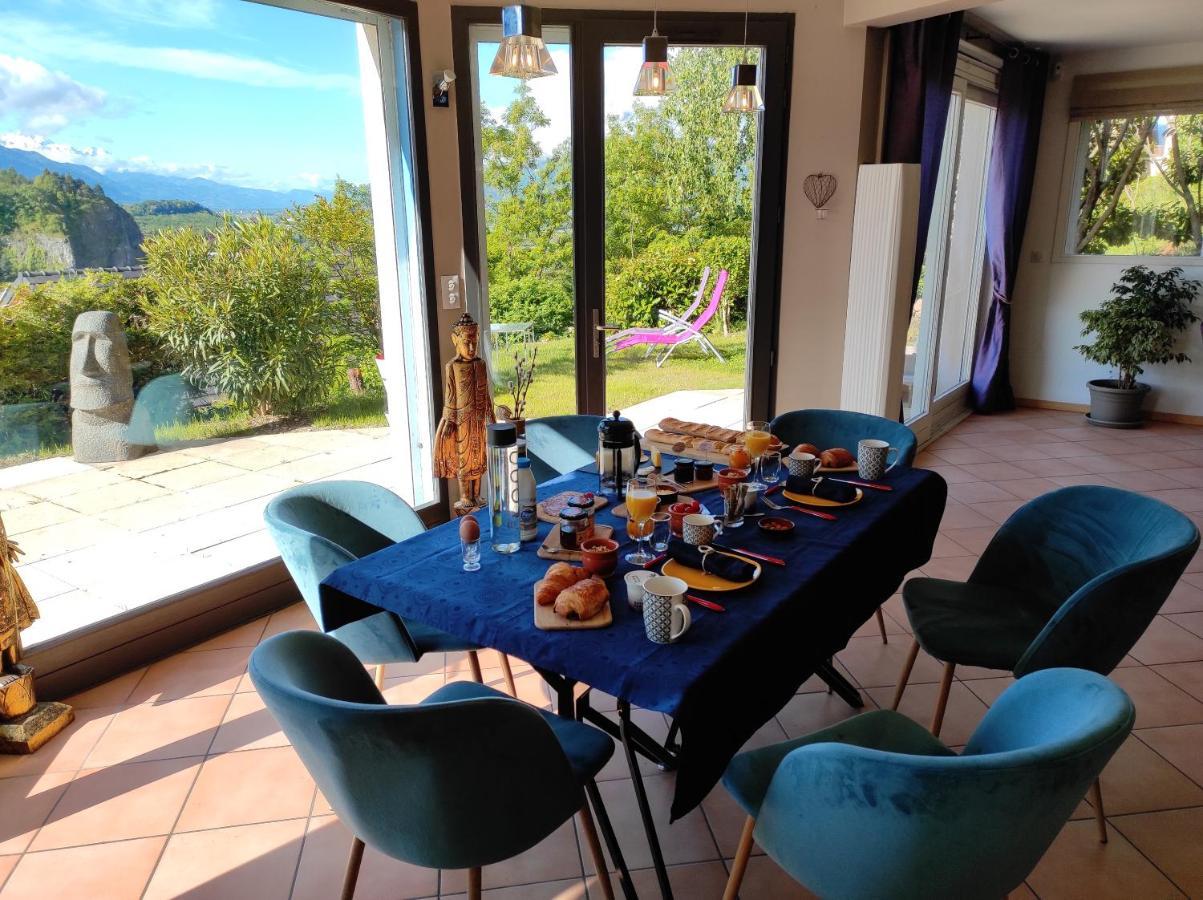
[
  {"left": 0, "top": 512, "right": 72, "bottom": 754},
  {"left": 433, "top": 313, "right": 496, "bottom": 515},
  {"left": 69, "top": 311, "right": 154, "bottom": 462}
]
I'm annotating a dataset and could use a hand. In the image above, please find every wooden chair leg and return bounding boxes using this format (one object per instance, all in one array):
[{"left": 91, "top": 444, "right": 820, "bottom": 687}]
[
  {"left": 892, "top": 639, "right": 921, "bottom": 710},
  {"left": 722, "top": 816, "right": 757, "bottom": 900},
  {"left": 467, "top": 650, "right": 484, "bottom": 684},
  {"left": 468, "top": 866, "right": 482, "bottom": 900},
  {"left": 373, "top": 664, "right": 385, "bottom": 691},
  {"left": 875, "top": 607, "right": 889, "bottom": 644},
  {"left": 578, "top": 802, "right": 615, "bottom": 900},
  {"left": 499, "top": 654, "right": 518, "bottom": 698},
  {"left": 930, "top": 662, "right": 956, "bottom": 737},
  {"left": 1090, "top": 778, "right": 1108, "bottom": 843},
  {"left": 341, "top": 836, "right": 365, "bottom": 900}
]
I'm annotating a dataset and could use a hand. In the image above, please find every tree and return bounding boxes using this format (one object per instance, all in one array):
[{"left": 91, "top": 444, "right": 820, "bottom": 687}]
[
  {"left": 1146, "top": 115, "right": 1203, "bottom": 254},
  {"left": 1077, "top": 117, "right": 1155, "bottom": 253},
  {"left": 142, "top": 217, "right": 339, "bottom": 416}
]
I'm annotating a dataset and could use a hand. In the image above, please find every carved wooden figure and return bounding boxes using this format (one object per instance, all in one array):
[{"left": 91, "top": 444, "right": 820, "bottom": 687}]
[{"left": 434, "top": 314, "right": 496, "bottom": 515}]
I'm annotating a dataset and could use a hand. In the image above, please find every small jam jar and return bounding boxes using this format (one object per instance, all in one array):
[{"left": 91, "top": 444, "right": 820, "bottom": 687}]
[
  {"left": 565, "top": 494, "right": 596, "bottom": 541},
  {"left": 558, "top": 507, "right": 589, "bottom": 550}
]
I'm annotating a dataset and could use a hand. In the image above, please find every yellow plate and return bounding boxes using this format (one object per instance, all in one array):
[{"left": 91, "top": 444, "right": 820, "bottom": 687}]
[
  {"left": 662, "top": 553, "right": 761, "bottom": 592},
  {"left": 783, "top": 487, "right": 863, "bottom": 508}
]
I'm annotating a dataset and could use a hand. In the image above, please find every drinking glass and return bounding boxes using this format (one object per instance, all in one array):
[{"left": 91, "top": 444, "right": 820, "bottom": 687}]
[
  {"left": 650, "top": 511, "right": 671, "bottom": 553},
  {"left": 624, "top": 474, "right": 659, "bottom": 565},
  {"left": 461, "top": 537, "right": 481, "bottom": 572},
  {"left": 760, "top": 450, "right": 782, "bottom": 486},
  {"left": 743, "top": 420, "right": 772, "bottom": 488}
]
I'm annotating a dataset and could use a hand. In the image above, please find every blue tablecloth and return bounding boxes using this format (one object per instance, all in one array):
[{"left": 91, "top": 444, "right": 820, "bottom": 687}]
[{"left": 321, "top": 465, "right": 947, "bottom": 818}]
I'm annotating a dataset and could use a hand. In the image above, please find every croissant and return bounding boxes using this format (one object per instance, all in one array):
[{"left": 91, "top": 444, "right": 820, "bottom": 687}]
[
  {"left": 554, "top": 576, "right": 610, "bottom": 620},
  {"left": 821, "top": 448, "right": 855, "bottom": 468},
  {"left": 795, "top": 443, "right": 820, "bottom": 457},
  {"left": 535, "top": 562, "right": 588, "bottom": 606}
]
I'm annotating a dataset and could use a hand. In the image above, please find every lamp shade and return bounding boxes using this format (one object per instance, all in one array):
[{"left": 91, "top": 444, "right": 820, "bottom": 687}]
[
  {"left": 490, "top": 5, "right": 557, "bottom": 79},
  {"left": 723, "top": 63, "right": 764, "bottom": 113},
  {"left": 633, "top": 34, "right": 673, "bottom": 96}
]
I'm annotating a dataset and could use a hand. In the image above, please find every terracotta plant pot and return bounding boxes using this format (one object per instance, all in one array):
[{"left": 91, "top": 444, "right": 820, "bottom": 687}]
[{"left": 1086, "top": 379, "right": 1151, "bottom": 429}]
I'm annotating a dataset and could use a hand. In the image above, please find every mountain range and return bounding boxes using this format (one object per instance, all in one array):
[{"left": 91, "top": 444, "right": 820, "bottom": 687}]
[{"left": 0, "top": 145, "right": 325, "bottom": 212}]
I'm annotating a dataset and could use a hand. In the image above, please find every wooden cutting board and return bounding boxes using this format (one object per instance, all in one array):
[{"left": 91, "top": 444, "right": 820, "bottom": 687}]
[
  {"left": 536, "top": 524, "right": 614, "bottom": 561},
  {"left": 533, "top": 595, "right": 614, "bottom": 630},
  {"left": 644, "top": 436, "right": 731, "bottom": 465},
  {"left": 536, "top": 492, "right": 609, "bottom": 525}
]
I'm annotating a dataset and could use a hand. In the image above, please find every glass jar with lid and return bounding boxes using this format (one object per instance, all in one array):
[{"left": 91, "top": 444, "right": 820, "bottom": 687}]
[{"left": 558, "top": 507, "right": 589, "bottom": 551}]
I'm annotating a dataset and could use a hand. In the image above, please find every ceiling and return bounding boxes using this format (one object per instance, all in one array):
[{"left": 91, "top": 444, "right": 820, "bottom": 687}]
[{"left": 972, "top": 0, "right": 1203, "bottom": 51}]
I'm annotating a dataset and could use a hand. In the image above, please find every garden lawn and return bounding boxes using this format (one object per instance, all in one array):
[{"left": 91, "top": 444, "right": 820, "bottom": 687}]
[{"left": 493, "top": 329, "right": 747, "bottom": 419}]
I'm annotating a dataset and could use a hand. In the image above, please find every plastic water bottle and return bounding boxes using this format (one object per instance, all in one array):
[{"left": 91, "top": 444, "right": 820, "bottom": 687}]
[
  {"left": 486, "top": 423, "right": 521, "bottom": 554},
  {"left": 517, "top": 456, "right": 538, "bottom": 542}
]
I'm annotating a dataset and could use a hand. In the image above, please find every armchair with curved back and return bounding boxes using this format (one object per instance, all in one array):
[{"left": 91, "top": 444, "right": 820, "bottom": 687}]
[
  {"left": 264, "top": 480, "right": 517, "bottom": 695},
  {"left": 769, "top": 409, "right": 919, "bottom": 646},
  {"left": 250, "top": 631, "right": 622, "bottom": 900},
  {"left": 720, "top": 667, "right": 1134, "bottom": 900},
  {"left": 894, "top": 485, "right": 1200, "bottom": 841}
]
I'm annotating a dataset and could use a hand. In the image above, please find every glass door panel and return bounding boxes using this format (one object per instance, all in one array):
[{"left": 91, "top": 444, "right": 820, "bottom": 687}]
[
  {"left": 467, "top": 25, "right": 577, "bottom": 419},
  {"left": 934, "top": 99, "right": 995, "bottom": 399},
  {"left": 600, "top": 43, "right": 760, "bottom": 434}
]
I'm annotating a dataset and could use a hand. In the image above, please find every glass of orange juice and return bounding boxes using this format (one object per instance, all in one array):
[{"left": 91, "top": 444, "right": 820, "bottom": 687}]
[
  {"left": 743, "top": 420, "right": 772, "bottom": 488},
  {"left": 624, "top": 475, "right": 659, "bottom": 565}
]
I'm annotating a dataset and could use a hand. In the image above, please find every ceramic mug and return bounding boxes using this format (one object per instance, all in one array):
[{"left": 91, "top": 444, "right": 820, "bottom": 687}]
[
  {"left": 641, "top": 575, "right": 692, "bottom": 644},
  {"left": 787, "top": 452, "right": 821, "bottom": 479},
  {"left": 624, "top": 569, "right": 655, "bottom": 611},
  {"left": 857, "top": 439, "right": 900, "bottom": 481},
  {"left": 683, "top": 513, "right": 721, "bottom": 546}
]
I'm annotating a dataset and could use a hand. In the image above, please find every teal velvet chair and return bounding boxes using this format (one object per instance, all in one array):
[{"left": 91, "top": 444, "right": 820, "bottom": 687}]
[
  {"left": 524, "top": 415, "right": 603, "bottom": 484},
  {"left": 894, "top": 485, "right": 1199, "bottom": 840},
  {"left": 768, "top": 408, "right": 919, "bottom": 468},
  {"left": 264, "top": 481, "right": 516, "bottom": 695},
  {"left": 250, "top": 631, "right": 620, "bottom": 900},
  {"left": 721, "top": 668, "right": 1134, "bottom": 900}
]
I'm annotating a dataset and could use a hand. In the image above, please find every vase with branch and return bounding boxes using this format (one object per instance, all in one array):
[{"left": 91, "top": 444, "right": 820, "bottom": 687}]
[{"left": 495, "top": 344, "right": 538, "bottom": 434}]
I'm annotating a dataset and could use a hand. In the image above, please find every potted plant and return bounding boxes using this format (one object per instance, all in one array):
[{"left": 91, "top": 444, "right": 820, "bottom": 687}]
[{"left": 1075, "top": 265, "right": 1200, "bottom": 428}]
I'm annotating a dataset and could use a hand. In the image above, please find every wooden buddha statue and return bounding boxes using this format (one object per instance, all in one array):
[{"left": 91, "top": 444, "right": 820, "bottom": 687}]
[{"left": 434, "top": 313, "right": 496, "bottom": 515}]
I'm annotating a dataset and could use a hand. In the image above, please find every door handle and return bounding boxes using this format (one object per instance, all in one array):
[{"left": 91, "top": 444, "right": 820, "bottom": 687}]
[{"left": 591, "top": 309, "right": 620, "bottom": 357}]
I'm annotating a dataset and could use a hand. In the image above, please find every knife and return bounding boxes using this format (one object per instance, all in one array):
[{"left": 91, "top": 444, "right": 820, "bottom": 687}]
[
  {"left": 827, "top": 478, "right": 893, "bottom": 492},
  {"left": 687, "top": 594, "right": 726, "bottom": 612},
  {"left": 709, "top": 543, "right": 786, "bottom": 567}
]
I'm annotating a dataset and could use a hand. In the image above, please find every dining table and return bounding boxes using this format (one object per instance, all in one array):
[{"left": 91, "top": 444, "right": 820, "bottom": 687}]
[{"left": 320, "top": 459, "right": 947, "bottom": 899}]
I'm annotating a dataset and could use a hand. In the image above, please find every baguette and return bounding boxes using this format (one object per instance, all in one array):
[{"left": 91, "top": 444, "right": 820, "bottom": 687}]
[
  {"left": 645, "top": 428, "right": 740, "bottom": 456},
  {"left": 657, "top": 417, "right": 744, "bottom": 445}
]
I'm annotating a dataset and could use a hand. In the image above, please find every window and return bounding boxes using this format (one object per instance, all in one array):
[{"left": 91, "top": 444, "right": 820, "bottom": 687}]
[
  {"left": 0, "top": 0, "right": 433, "bottom": 648},
  {"left": 1070, "top": 114, "right": 1203, "bottom": 257}
]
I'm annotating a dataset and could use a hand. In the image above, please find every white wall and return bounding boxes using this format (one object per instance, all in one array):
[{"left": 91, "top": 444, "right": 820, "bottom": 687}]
[
  {"left": 1010, "top": 40, "right": 1203, "bottom": 417},
  {"left": 413, "top": 0, "right": 872, "bottom": 413}
]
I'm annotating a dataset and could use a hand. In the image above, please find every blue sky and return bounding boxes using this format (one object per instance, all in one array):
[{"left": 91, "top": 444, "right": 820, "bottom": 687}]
[{"left": 0, "top": 0, "right": 369, "bottom": 190}]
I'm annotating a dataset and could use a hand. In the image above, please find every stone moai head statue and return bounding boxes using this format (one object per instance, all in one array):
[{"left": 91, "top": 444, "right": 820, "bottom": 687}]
[{"left": 69, "top": 311, "right": 152, "bottom": 462}]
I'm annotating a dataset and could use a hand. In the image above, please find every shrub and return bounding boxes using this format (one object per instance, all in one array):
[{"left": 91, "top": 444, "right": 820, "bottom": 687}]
[
  {"left": 142, "top": 217, "right": 340, "bottom": 416},
  {"left": 1075, "top": 265, "right": 1201, "bottom": 388},
  {"left": 0, "top": 272, "right": 173, "bottom": 404},
  {"left": 487, "top": 273, "right": 574, "bottom": 336}
]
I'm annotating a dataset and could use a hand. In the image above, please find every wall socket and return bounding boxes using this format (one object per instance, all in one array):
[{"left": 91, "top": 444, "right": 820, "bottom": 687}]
[{"left": 440, "top": 274, "right": 462, "bottom": 310}]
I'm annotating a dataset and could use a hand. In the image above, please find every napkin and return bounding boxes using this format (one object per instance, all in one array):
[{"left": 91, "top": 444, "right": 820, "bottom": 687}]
[
  {"left": 667, "top": 539, "right": 756, "bottom": 583},
  {"left": 785, "top": 475, "right": 858, "bottom": 503}
]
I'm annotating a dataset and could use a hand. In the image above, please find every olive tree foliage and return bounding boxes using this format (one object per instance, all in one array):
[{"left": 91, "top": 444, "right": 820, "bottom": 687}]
[{"left": 142, "top": 217, "right": 340, "bottom": 416}]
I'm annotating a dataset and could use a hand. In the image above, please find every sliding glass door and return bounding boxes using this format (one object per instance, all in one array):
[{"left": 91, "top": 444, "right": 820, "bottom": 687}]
[
  {"left": 455, "top": 9, "right": 792, "bottom": 426},
  {"left": 903, "top": 79, "right": 997, "bottom": 442}
]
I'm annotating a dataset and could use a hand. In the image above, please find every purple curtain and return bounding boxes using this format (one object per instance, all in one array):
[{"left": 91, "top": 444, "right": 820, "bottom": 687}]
[
  {"left": 882, "top": 12, "right": 963, "bottom": 303},
  {"left": 970, "top": 48, "right": 1049, "bottom": 412}
]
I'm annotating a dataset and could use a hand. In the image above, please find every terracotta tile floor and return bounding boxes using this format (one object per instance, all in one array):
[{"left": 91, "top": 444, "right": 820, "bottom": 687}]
[{"left": 3, "top": 408, "right": 1203, "bottom": 899}]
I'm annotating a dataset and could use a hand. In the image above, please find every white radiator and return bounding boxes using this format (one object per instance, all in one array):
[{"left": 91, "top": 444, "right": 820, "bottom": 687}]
[{"left": 840, "top": 163, "right": 920, "bottom": 418}]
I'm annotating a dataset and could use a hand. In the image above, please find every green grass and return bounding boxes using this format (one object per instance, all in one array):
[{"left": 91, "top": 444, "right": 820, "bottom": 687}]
[
  {"left": 493, "top": 329, "right": 747, "bottom": 419},
  {"left": 131, "top": 211, "right": 224, "bottom": 236}
]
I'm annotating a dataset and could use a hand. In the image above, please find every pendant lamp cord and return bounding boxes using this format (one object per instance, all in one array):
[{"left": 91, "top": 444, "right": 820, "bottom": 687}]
[{"left": 741, "top": 0, "right": 750, "bottom": 63}]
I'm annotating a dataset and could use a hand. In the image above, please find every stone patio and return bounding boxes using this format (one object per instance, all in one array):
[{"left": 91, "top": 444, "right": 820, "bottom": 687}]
[{"left": 0, "top": 389, "right": 744, "bottom": 648}]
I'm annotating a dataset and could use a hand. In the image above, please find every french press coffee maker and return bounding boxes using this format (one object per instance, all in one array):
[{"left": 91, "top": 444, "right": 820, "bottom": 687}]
[{"left": 597, "top": 410, "right": 642, "bottom": 500}]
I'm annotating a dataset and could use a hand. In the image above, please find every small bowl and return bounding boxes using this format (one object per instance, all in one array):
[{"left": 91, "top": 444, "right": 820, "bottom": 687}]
[
  {"left": 757, "top": 516, "right": 795, "bottom": 538},
  {"left": 717, "top": 466, "right": 749, "bottom": 487},
  {"left": 668, "top": 499, "right": 701, "bottom": 536},
  {"left": 580, "top": 537, "right": 619, "bottom": 577},
  {"left": 655, "top": 485, "right": 679, "bottom": 507}
]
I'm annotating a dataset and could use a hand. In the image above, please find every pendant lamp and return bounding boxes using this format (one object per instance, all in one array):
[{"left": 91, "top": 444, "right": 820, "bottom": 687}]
[
  {"left": 723, "top": 1, "right": 764, "bottom": 113},
  {"left": 490, "top": 5, "right": 557, "bottom": 80},
  {"left": 633, "top": 7, "right": 673, "bottom": 97}
]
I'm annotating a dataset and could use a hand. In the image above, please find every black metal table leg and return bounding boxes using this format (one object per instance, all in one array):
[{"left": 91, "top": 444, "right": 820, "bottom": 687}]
[
  {"left": 620, "top": 701, "right": 673, "bottom": 900},
  {"left": 814, "top": 659, "right": 864, "bottom": 708}
]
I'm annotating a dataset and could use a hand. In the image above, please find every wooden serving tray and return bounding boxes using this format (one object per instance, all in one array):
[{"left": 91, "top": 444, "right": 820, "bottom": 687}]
[
  {"left": 534, "top": 595, "right": 613, "bottom": 630},
  {"left": 665, "top": 476, "right": 721, "bottom": 495},
  {"left": 536, "top": 492, "right": 608, "bottom": 526},
  {"left": 645, "top": 437, "right": 730, "bottom": 466},
  {"left": 536, "top": 524, "right": 614, "bottom": 561}
]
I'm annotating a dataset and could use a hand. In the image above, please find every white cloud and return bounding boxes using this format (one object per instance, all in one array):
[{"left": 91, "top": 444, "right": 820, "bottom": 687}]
[
  {"left": 0, "top": 131, "right": 115, "bottom": 168},
  {"left": 5, "top": 18, "right": 358, "bottom": 92},
  {"left": 0, "top": 54, "right": 107, "bottom": 133},
  {"left": 85, "top": 0, "right": 219, "bottom": 28}
]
